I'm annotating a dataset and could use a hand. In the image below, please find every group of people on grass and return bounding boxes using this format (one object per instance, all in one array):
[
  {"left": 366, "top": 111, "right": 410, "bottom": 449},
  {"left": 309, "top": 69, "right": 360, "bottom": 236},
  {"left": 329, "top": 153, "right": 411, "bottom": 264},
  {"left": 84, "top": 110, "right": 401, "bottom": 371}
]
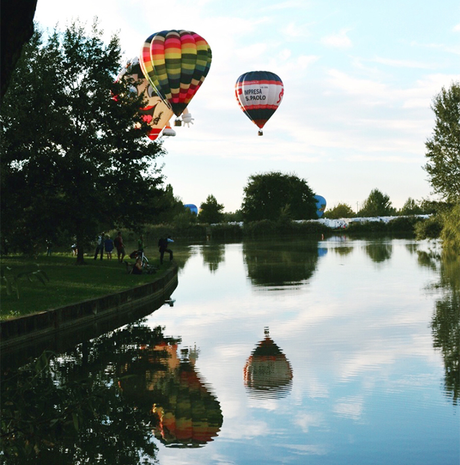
[
  {"left": 94, "top": 231, "right": 125, "bottom": 261},
  {"left": 92, "top": 231, "right": 174, "bottom": 275}
]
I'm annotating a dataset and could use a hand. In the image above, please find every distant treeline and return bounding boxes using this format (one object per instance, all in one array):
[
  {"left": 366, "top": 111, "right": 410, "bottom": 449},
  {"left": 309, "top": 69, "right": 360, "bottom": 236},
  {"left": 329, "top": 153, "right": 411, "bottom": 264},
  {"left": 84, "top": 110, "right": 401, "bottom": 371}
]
[
  {"left": 110, "top": 215, "right": 432, "bottom": 245},
  {"left": 3, "top": 216, "right": 435, "bottom": 257}
]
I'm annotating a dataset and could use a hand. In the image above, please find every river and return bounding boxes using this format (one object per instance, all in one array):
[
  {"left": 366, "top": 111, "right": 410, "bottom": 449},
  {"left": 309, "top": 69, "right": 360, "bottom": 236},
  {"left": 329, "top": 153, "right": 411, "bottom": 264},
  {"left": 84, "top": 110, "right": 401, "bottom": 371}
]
[{"left": 1, "top": 237, "right": 458, "bottom": 464}]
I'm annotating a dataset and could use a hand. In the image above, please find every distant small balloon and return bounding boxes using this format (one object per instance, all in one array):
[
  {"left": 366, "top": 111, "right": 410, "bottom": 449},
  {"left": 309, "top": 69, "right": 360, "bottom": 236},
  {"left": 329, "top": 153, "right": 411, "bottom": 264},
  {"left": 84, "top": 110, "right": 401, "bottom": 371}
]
[
  {"left": 314, "top": 195, "right": 327, "bottom": 218},
  {"left": 184, "top": 204, "right": 198, "bottom": 215}
]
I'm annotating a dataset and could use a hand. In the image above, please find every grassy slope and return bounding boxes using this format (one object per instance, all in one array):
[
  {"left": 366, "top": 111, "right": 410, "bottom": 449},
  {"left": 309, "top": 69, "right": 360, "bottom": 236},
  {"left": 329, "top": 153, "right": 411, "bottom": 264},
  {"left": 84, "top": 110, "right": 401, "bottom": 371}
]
[{"left": 0, "top": 254, "right": 173, "bottom": 320}]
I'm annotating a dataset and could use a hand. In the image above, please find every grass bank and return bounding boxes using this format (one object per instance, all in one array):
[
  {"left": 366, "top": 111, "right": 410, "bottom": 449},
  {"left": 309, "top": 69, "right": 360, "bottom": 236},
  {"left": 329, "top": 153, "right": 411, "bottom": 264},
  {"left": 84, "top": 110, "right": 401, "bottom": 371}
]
[{"left": 0, "top": 254, "right": 175, "bottom": 321}]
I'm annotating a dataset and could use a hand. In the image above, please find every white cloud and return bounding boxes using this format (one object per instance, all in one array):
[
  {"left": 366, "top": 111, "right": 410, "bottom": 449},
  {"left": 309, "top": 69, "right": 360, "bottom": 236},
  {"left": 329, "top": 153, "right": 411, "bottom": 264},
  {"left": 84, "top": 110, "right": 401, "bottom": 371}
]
[
  {"left": 372, "top": 56, "right": 435, "bottom": 69},
  {"left": 235, "top": 43, "right": 269, "bottom": 62},
  {"left": 326, "top": 69, "right": 387, "bottom": 99},
  {"left": 321, "top": 28, "right": 352, "bottom": 48},
  {"left": 294, "top": 412, "right": 325, "bottom": 432},
  {"left": 266, "top": 0, "right": 309, "bottom": 11},
  {"left": 281, "top": 21, "right": 311, "bottom": 39},
  {"left": 333, "top": 396, "right": 364, "bottom": 421},
  {"left": 283, "top": 444, "right": 329, "bottom": 455}
]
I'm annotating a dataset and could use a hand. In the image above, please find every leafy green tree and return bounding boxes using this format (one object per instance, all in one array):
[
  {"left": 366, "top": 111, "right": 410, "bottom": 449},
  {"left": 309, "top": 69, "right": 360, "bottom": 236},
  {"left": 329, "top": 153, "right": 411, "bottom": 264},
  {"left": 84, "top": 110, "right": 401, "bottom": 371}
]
[
  {"left": 423, "top": 83, "right": 460, "bottom": 251},
  {"left": 198, "top": 194, "right": 225, "bottom": 224},
  {"left": 440, "top": 203, "right": 460, "bottom": 253},
  {"left": 0, "top": 22, "right": 167, "bottom": 262},
  {"left": 325, "top": 203, "right": 355, "bottom": 219},
  {"left": 399, "top": 197, "right": 424, "bottom": 215},
  {"left": 223, "top": 210, "right": 243, "bottom": 223},
  {"left": 173, "top": 209, "right": 197, "bottom": 229},
  {"left": 154, "top": 184, "right": 185, "bottom": 224},
  {"left": 241, "top": 171, "right": 316, "bottom": 222},
  {"left": 358, "top": 189, "right": 396, "bottom": 217},
  {"left": 424, "top": 82, "right": 460, "bottom": 203}
]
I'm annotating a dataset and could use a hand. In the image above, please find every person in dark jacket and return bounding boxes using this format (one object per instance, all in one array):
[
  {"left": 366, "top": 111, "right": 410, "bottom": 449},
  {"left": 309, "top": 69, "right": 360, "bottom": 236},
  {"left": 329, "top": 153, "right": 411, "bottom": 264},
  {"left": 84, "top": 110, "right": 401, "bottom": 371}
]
[{"left": 158, "top": 235, "right": 174, "bottom": 264}]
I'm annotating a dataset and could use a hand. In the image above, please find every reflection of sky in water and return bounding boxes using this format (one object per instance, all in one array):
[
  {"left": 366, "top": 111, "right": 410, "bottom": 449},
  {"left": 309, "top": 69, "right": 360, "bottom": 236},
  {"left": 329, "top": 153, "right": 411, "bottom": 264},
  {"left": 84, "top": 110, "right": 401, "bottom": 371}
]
[{"left": 146, "top": 239, "right": 459, "bottom": 465}]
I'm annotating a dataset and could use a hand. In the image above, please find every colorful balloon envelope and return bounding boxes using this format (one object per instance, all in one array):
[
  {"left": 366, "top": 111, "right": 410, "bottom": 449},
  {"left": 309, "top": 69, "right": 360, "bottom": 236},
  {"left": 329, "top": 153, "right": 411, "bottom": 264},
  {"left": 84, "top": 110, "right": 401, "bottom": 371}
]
[
  {"left": 116, "top": 57, "right": 174, "bottom": 140},
  {"left": 235, "top": 71, "right": 284, "bottom": 135},
  {"left": 140, "top": 30, "right": 212, "bottom": 117}
]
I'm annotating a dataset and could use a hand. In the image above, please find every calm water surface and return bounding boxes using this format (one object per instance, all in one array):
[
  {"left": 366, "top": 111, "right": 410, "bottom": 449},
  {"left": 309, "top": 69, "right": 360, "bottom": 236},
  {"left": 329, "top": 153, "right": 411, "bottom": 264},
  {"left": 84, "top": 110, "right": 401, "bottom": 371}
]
[
  {"left": 145, "top": 237, "right": 459, "bottom": 465},
  {"left": 2, "top": 237, "right": 459, "bottom": 464}
]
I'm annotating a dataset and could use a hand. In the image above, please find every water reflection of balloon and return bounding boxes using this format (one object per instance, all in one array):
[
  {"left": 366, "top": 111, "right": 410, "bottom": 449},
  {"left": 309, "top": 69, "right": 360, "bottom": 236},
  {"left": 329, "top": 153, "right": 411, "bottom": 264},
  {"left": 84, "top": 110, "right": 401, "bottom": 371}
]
[
  {"left": 235, "top": 71, "right": 284, "bottom": 136},
  {"left": 140, "top": 30, "right": 212, "bottom": 117},
  {"left": 314, "top": 195, "right": 327, "bottom": 218},
  {"left": 116, "top": 57, "right": 175, "bottom": 140},
  {"left": 244, "top": 327, "right": 293, "bottom": 399},
  {"left": 118, "top": 341, "right": 223, "bottom": 448}
]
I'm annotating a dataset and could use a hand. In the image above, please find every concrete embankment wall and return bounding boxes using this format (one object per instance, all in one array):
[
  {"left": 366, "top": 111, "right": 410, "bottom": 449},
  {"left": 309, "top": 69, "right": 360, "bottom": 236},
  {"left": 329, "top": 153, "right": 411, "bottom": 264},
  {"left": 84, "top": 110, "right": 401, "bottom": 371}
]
[{"left": 0, "top": 265, "right": 178, "bottom": 358}]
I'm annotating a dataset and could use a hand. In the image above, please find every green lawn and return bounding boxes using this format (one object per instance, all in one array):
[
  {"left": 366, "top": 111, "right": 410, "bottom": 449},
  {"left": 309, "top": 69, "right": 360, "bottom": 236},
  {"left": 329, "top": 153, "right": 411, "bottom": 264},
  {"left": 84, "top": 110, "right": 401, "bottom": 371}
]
[{"left": 0, "top": 253, "right": 174, "bottom": 320}]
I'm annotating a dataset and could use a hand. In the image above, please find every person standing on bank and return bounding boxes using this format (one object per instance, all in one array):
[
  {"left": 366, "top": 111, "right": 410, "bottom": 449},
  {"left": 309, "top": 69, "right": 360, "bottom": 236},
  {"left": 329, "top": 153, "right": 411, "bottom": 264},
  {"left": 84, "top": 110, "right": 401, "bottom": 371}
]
[
  {"left": 113, "top": 231, "right": 125, "bottom": 262},
  {"left": 158, "top": 235, "right": 174, "bottom": 264},
  {"left": 94, "top": 232, "right": 104, "bottom": 260},
  {"left": 104, "top": 235, "right": 114, "bottom": 259}
]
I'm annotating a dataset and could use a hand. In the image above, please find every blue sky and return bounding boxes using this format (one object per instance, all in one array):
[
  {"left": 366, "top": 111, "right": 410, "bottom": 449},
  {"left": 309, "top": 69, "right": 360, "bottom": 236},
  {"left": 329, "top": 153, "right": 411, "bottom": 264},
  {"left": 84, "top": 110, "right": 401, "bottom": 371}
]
[{"left": 34, "top": 0, "right": 460, "bottom": 213}]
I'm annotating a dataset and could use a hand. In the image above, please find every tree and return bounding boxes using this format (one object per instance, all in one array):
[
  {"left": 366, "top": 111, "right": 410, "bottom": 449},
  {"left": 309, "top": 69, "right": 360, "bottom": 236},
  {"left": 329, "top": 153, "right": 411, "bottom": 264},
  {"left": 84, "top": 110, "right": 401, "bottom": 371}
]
[
  {"left": 440, "top": 203, "right": 460, "bottom": 253},
  {"left": 424, "top": 82, "right": 460, "bottom": 203},
  {"left": 223, "top": 210, "right": 243, "bottom": 223},
  {"left": 325, "top": 203, "right": 355, "bottom": 219},
  {"left": 399, "top": 197, "right": 423, "bottom": 216},
  {"left": 154, "top": 184, "right": 186, "bottom": 224},
  {"left": 198, "top": 195, "right": 225, "bottom": 224},
  {"left": 0, "top": 22, "right": 167, "bottom": 262},
  {"left": 241, "top": 171, "right": 317, "bottom": 222},
  {"left": 358, "top": 189, "right": 396, "bottom": 217}
]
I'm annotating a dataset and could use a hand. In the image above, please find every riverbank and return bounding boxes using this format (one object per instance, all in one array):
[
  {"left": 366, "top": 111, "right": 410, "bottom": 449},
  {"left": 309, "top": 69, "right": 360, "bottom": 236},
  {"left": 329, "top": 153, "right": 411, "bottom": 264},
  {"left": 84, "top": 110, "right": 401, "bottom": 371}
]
[
  {"left": 0, "top": 254, "right": 176, "bottom": 320},
  {"left": 0, "top": 261, "right": 178, "bottom": 364}
]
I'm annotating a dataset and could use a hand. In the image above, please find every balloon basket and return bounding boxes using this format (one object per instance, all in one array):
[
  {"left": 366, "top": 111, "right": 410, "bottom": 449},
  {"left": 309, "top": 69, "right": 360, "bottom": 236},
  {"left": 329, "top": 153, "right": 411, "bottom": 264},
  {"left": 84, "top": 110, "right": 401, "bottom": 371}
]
[
  {"left": 258, "top": 130, "right": 263, "bottom": 136},
  {"left": 174, "top": 119, "right": 182, "bottom": 127}
]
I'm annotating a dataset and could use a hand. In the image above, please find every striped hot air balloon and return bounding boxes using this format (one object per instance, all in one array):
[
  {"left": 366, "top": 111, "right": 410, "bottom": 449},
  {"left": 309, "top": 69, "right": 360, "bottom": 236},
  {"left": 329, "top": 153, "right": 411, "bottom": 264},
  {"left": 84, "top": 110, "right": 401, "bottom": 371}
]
[
  {"left": 140, "top": 30, "right": 212, "bottom": 117},
  {"left": 235, "top": 70, "right": 284, "bottom": 136}
]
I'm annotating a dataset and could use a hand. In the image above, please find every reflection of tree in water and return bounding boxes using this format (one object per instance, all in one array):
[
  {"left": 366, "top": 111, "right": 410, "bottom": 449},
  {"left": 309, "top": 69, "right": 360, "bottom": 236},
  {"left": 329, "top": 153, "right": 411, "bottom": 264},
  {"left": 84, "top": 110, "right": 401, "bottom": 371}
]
[
  {"left": 364, "top": 241, "right": 392, "bottom": 263},
  {"left": 429, "top": 253, "right": 460, "bottom": 405},
  {"left": 405, "top": 242, "right": 419, "bottom": 255},
  {"left": 330, "top": 246, "right": 353, "bottom": 256},
  {"left": 416, "top": 246, "right": 441, "bottom": 271},
  {"left": 171, "top": 245, "right": 194, "bottom": 271},
  {"left": 244, "top": 327, "right": 293, "bottom": 399},
  {"left": 0, "top": 322, "right": 222, "bottom": 462},
  {"left": 243, "top": 240, "right": 319, "bottom": 286},
  {"left": 201, "top": 243, "right": 225, "bottom": 273}
]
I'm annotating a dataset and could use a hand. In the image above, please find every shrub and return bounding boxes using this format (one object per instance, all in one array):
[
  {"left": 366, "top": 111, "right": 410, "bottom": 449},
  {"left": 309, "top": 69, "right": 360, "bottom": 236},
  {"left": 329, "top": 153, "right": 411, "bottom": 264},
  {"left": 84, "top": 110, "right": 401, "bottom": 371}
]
[{"left": 415, "top": 215, "right": 444, "bottom": 239}]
